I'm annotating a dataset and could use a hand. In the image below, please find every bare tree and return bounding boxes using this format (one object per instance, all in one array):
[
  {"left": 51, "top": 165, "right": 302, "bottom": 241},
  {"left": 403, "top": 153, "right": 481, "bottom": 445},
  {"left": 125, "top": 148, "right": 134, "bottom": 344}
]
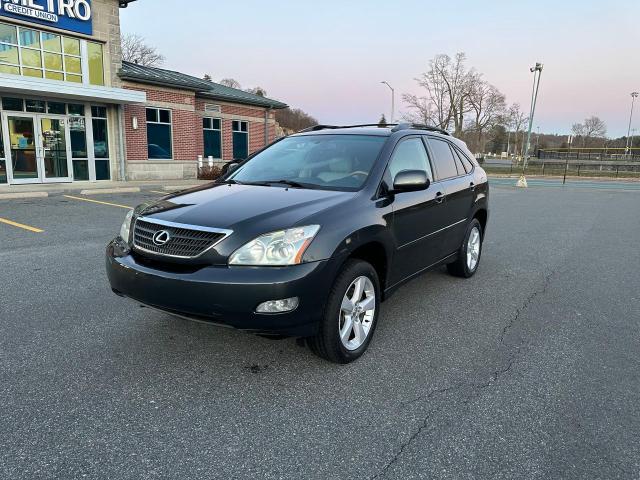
[
  {"left": 275, "top": 108, "right": 318, "bottom": 133},
  {"left": 378, "top": 114, "right": 388, "bottom": 126},
  {"left": 572, "top": 116, "right": 607, "bottom": 146},
  {"left": 219, "top": 78, "right": 242, "bottom": 89},
  {"left": 246, "top": 86, "right": 267, "bottom": 97},
  {"left": 506, "top": 103, "right": 528, "bottom": 157},
  {"left": 401, "top": 93, "right": 439, "bottom": 126},
  {"left": 203, "top": 74, "right": 212, "bottom": 82},
  {"left": 121, "top": 33, "right": 164, "bottom": 67},
  {"left": 467, "top": 77, "right": 506, "bottom": 152},
  {"left": 404, "top": 52, "right": 476, "bottom": 136}
]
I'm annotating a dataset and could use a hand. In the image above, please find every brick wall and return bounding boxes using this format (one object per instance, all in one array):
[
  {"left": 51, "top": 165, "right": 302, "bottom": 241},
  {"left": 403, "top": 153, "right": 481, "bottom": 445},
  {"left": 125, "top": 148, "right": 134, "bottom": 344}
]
[{"left": 123, "top": 82, "right": 281, "bottom": 178}]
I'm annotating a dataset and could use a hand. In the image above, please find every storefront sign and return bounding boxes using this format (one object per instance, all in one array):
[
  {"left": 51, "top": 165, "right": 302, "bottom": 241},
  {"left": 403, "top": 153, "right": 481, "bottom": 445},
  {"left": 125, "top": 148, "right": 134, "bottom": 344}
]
[{"left": 1, "top": 0, "right": 92, "bottom": 35}]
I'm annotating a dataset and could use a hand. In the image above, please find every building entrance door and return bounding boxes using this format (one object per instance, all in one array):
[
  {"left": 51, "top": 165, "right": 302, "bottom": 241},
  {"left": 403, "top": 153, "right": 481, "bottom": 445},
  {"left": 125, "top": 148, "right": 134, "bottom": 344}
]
[{"left": 3, "top": 113, "right": 73, "bottom": 184}]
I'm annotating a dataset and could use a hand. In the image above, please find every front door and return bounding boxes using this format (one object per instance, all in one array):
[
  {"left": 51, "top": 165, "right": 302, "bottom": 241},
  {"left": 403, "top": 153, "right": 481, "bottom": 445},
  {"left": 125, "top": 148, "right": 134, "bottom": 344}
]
[
  {"left": 387, "top": 137, "right": 450, "bottom": 285},
  {"left": 4, "top": 113, "right": 72, "bottom": 184}
]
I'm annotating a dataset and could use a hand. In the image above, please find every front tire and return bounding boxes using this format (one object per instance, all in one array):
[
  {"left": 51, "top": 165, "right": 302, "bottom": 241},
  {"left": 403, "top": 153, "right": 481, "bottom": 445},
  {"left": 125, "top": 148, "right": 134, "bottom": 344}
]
[
  {"left": 308, "top": 259, "right": 380, "bottom": 363},
  {"left": 447, "top": 218, "right": 483, "bottom": 278}
]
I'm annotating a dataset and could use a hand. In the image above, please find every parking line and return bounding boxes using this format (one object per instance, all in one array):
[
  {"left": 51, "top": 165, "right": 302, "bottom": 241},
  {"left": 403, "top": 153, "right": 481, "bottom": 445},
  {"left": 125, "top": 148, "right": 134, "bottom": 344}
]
[
  {"left": 0, "top": 217, "right": 44, "bottom": 233},
  {"left": 63, "top": 195, "right": 132, "bottom": 210}
]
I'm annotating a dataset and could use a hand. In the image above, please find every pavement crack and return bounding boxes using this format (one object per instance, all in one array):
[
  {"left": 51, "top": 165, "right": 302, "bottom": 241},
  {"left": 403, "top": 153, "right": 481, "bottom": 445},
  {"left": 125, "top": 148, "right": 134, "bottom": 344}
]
[
  {"left": 370, "top": 269, "right": 558, "bottom": 480},
  {"left": 499, "top": 268, "right": 556, "bottom": 346}
]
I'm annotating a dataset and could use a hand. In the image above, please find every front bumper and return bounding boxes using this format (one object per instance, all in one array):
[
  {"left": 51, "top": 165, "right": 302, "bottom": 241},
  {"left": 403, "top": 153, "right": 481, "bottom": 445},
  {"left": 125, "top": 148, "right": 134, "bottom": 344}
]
[{"left": 106, "top": 240, "right": 336, "bottom": 337}]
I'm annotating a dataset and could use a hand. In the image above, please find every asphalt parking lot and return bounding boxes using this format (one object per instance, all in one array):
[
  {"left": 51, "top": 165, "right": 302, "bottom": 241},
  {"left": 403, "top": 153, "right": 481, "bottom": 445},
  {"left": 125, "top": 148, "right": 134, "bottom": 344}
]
[{"left": 1, "top": 182, "right": 639, "bottom": 479}]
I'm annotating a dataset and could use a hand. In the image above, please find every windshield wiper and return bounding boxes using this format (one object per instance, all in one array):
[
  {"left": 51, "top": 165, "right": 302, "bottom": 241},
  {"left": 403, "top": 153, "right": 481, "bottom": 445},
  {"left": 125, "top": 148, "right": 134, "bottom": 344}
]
[
  {"left": 249, "top": 179, "right": 313, "bottom": 189},
  {"left": 217, "top": 178, "right": 242, "bottom": 185}
]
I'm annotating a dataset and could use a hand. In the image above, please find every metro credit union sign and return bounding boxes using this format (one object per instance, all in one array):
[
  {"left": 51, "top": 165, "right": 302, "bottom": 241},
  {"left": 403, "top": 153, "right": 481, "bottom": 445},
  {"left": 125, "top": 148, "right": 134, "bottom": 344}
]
[{"left": 0, "top": 0, "right": 93, "bottom": 35}]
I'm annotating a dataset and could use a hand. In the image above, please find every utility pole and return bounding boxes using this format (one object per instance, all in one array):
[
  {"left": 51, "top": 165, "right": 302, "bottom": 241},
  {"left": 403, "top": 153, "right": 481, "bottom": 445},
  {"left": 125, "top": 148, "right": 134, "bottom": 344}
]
[
  {"left": 625, "top": 92, "right": 638, "bottom": 157},
  {"left": 518, "top": 63, "right": 543, "bottom": 188},
  {"left": 381, "top": 81, "right": 395, "bottom": 124}
]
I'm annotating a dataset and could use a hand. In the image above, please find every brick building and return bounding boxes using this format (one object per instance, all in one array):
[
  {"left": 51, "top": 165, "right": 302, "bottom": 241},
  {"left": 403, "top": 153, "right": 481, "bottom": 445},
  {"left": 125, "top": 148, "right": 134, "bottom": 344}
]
[
  {"left": 0, "top": 0, "right": 287, "bottom": 186},
  {"left": 119, "top": 61, "right": 287, "bottom": 181}
]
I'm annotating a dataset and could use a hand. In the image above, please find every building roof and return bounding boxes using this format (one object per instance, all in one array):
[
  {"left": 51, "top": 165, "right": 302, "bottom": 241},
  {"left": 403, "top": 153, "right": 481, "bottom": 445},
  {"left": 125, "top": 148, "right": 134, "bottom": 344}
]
[{"left": 119, "top": 61, "right": 288, "bottom": 109}]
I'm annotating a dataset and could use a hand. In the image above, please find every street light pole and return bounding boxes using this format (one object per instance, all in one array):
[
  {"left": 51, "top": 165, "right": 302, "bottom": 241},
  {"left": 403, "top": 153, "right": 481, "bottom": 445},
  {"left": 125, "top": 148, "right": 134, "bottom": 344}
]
[
  {"left": 523, "top": 63, "right": 543, "bottom": 169},
  {"left": 625, "top": 92, "right": 638, "bottom": 157},
  {"left": 381, "top": 81, "right": 395, "bottom": 123}
]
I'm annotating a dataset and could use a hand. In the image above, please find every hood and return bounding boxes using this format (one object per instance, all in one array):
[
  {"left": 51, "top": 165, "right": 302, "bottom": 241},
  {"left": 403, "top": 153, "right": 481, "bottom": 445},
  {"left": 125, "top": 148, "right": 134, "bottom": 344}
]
[{"left": 139, "top": 183, "right": 355, "bottom": 232}]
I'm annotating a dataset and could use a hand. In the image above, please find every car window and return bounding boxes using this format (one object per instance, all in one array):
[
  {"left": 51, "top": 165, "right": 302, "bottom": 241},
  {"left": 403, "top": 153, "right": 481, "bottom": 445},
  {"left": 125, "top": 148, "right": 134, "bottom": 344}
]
[
  {"left": 453, "top": 150, "right": 467, "bottom": 174},
  {"left": 428, "top": 138, "right": 459, "bottom": 180},
  {"left": 388, "top": 138, "right": 433, "bottom": 181},
  {"left": 453, "top": 146, "right": 474, "bottom": 172},
  {"left": 229, "top": 134, "right": 387, "bottom": 191}
]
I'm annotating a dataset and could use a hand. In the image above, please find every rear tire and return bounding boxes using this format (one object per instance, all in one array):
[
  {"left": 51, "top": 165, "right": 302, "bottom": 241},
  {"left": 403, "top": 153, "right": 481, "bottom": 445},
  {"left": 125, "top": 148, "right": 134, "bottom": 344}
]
[
  {"left": 308, "top": 259, "right": 380, "bottom": 364},
  {"left": 447, "top": 218, "right": 483, "bottom": 278}
]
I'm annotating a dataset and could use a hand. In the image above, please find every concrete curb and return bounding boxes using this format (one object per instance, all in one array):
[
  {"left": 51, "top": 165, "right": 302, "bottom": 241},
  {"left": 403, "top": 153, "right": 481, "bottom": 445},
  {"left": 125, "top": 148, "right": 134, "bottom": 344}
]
[
  {"left": 0, "top": 192, "right": 49, "bottom": 200},
  {"left": 80, "top": 187, "right": 141, "bottom": 195}
]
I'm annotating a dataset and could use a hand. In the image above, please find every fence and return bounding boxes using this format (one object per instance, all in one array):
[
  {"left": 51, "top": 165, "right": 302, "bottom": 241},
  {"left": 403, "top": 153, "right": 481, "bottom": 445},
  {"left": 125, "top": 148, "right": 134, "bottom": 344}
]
[
  {"left": 483, "top": 160, "right": 640, "bottom": 179},
  {"left": 537, "top": 148, "right": 640, "bottom": 162}
]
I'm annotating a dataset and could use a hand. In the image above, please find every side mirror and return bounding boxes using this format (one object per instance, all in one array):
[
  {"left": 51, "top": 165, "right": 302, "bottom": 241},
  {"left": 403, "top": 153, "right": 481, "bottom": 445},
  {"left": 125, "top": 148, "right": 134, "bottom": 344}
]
[
  {"left": 222, "top": 162, "right": 239, "bottom": 175},
  {"left": 391, "top": 170, "right": 430, "bottom": 193}
]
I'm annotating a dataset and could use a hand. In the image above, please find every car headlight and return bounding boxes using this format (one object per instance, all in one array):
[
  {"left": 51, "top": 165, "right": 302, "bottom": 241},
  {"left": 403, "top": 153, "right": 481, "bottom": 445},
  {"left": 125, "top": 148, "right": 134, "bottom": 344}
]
[
  {"left": 119, "top": 210, "right": 134, "bottom": 244},
  {"left": 229, "top": 225, "right": 320, "bottom": 266}
]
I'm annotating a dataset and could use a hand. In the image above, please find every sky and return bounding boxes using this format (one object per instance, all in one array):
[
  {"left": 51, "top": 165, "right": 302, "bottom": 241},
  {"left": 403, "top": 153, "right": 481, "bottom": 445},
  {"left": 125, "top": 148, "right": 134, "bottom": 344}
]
[{"left": 121, "top": 0, "right": 640, "bottom": 137}]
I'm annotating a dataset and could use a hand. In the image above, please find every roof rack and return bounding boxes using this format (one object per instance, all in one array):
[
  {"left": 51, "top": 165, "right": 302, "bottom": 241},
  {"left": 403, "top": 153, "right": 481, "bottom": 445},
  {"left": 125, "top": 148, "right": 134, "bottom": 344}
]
[
  {"left": 298, "top": 123, "right": 399, "bottom": 133},
  {"left": 391, "top": 123, "right": 450, "bottom": 135},
  {"left": 298, "top": 123, "right": 450, "bottom": 135}
]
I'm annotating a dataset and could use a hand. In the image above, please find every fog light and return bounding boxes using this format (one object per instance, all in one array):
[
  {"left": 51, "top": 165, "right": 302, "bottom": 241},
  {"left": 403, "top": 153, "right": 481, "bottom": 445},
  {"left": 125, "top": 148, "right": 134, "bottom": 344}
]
[{"left": 256, "top": 297, "right": 299, "bottom": 313}]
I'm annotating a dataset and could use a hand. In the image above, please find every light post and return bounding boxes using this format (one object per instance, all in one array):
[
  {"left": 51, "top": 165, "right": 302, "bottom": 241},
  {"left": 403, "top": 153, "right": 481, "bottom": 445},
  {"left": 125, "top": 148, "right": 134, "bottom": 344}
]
[
  {"left": 517, "top": 62, "right": 543, "bottom": 187},
  {"left": 523, "top": 63, "right": 543, "bottom": 167},
  {"left": 535, "top": 125, "right": 540, "bottom": 154},
  {"left": 625, "top": 92, "right": 638, "bottom": 157},
  {"left": 381, "top": 81, "right": 395, "bottom": 124}
]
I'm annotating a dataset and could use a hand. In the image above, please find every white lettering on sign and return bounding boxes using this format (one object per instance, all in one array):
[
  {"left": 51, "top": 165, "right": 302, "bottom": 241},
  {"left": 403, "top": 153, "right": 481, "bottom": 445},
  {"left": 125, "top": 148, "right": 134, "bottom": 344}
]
[{"left": 1, "top": 0, "right": 91, "bottom": 22}]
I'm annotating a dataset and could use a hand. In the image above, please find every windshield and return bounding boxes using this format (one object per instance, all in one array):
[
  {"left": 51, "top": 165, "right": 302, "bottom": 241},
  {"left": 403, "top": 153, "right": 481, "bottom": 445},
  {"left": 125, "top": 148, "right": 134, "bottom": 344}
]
[{"left": 228, "top": 134, "right": 387, "bottom": 190}]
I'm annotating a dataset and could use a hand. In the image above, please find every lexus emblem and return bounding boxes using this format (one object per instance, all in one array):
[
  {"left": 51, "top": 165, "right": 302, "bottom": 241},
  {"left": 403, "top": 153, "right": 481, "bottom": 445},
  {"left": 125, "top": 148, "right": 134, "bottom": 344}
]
[{"left": 152, "top": 230, "right": 171, "bottom": 246}]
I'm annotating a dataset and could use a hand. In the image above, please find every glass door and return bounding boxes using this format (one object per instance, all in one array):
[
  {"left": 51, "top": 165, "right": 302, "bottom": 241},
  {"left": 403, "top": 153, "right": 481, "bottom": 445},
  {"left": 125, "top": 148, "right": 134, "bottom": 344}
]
[
  {"left": 2, "top": 113, "right": 73, "bottom": 183},
  {"left": 6, "top": 114, "right": 38, "bottom": 183},
  {"left": 39, "top": 116, "right": 72, "bottom": 182}
]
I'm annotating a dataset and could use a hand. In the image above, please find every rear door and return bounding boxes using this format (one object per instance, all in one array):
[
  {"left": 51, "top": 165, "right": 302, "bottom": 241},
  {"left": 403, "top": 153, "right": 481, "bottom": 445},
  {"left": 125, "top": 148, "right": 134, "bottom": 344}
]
[
  {"left": 425, "top": 137, "right": 475, "bottom": 257},
  {"left": 387, "top": 136, "right": 448, "bottom": 285}
]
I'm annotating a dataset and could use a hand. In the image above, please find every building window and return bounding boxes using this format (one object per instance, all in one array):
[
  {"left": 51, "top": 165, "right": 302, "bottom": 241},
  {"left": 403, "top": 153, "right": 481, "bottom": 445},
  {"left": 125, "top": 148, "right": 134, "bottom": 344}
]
[
  {"left": 69, "top": 104, "right": 88, "bottom": 180},
  {"left": 232, "top": 120, "right": 248, "bottom": 160},
  {"left": 203, "top": 117, "right": 221, "bottom": 159},
  {"left": 146, "top": 108, "right": 172, "bottom": 160},
  {"left": 0, "top": 119, "right": 5, "bottom": 184},
  {"left": 87, "top": 42, "right": 104, "bottom": 86},
  {"left": 91, "top": 106, "right": 110, "bottom": 180},
  {"left": 0, "top": 21, "right": 104, "bottom": 86}
]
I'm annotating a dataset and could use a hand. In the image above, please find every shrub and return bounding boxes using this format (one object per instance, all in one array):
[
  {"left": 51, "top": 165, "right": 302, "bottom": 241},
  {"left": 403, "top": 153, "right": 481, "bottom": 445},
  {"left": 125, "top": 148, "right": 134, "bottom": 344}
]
[{"left": 198, "top": 165, "right": 223, "bottom": 180}]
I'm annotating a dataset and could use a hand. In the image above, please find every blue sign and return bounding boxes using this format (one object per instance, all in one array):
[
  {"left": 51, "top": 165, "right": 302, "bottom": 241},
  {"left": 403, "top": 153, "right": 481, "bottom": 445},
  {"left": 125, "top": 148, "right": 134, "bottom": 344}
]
[{"left": 0, "top": 0, "right": 93, "bottom": 36}]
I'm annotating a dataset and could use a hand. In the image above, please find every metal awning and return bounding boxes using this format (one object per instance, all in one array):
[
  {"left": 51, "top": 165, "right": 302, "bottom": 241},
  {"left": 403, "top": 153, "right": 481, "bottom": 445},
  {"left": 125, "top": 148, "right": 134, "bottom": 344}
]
[{"left": 0, "top": 74, "right": 146, "bottom": 104}]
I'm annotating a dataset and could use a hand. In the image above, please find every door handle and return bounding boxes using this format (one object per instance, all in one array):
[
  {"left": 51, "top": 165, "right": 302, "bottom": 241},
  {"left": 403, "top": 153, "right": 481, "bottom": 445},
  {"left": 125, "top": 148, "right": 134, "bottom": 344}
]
[{"left": 435, "top": 191, "right": 445, "bottom": 204}]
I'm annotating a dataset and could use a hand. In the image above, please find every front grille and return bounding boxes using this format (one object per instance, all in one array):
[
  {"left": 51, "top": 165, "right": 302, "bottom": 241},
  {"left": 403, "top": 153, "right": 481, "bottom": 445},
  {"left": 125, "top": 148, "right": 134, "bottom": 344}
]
[{"left": 133, "top": 218, "right": 229, "bottom": 258}]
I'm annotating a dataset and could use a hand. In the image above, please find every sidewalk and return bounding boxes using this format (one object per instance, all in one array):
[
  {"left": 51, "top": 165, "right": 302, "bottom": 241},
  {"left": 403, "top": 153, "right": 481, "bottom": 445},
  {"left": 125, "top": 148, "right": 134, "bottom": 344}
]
[{"left": 0, "top": 179, "right": 210, "bottom": 199}]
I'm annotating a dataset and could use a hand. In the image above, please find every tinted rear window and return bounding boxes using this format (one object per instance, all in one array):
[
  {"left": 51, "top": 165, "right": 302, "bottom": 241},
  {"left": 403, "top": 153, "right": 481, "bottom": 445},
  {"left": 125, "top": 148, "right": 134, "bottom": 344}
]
[{"left": 428, "top": 138, "right": 458, "bottom": 180}]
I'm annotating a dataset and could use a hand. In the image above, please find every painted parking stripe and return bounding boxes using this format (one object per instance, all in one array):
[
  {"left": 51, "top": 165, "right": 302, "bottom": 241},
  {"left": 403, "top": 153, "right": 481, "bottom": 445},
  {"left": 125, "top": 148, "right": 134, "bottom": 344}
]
[
  {"left": 63, "top": 195, "right": 132, "bottom": 210},
  {"left": 0, "top": 217, "right": 44, "bottom": 233}
]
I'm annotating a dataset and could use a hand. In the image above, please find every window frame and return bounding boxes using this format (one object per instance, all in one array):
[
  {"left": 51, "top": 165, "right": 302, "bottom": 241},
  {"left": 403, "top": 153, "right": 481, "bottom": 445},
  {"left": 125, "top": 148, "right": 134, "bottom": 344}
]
[
  {"left": 0, "top": 21, "right": 105, "bottom": 86},
  {"left": 425, "top": 135, "right": 468, "bottom": 181},
  {"left": 231, "top": 120, "right": 249, "bottom": 160},
  {"left": 203, "top": 116, "right": 222, "bottom": 159},
  {"left": 146, "top": 107, "right": 173, "bottom": 161},
  {"left": 385, "top": 135, "right": 434, "bottom": 184}
]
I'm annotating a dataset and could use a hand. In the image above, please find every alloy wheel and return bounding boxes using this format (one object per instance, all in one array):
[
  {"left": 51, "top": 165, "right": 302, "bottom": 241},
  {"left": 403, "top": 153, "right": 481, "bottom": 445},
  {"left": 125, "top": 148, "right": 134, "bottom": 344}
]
[
  {"left": 467, "top": 226, "right": 481, "bottom": 272},
  {"left": 338, "top": 276, "right": 376, "bottom": 351}
]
